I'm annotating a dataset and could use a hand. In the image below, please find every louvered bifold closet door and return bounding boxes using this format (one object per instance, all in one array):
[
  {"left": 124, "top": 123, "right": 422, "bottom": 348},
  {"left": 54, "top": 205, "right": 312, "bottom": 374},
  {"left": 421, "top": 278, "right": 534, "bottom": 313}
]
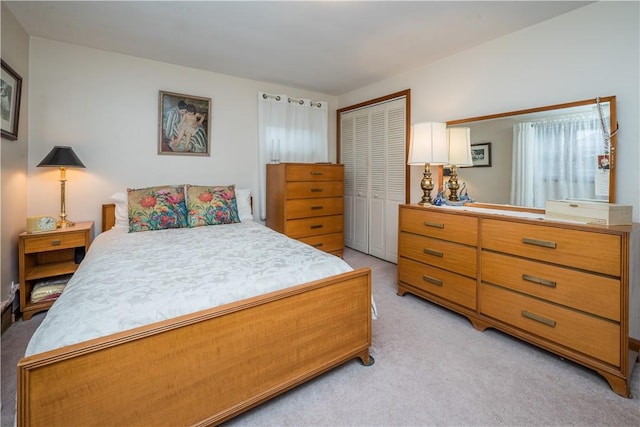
[
  {"left": 384, "top": 99, "right": 406, "bottom": 263},
  {"left": 368, "top": 106, "right": 387, "bottom": 259},
  {"left": 341, "top": 115, "right": 356, "bottom": 249},
  {"left": 340, "top": 96, "right": 406, "bottom": 262},
  {"left": 353, "top": 113, "right": 370, "bottom": 253}
]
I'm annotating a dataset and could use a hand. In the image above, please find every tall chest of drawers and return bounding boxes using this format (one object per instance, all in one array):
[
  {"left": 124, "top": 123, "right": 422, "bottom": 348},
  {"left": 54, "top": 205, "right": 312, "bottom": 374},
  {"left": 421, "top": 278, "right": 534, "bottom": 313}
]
[
  {"left": 398, "top": 204, "right": 640, "bottom": 397},
  {"left": 266, "top": 163, "right": 344, "bottom": 257}
]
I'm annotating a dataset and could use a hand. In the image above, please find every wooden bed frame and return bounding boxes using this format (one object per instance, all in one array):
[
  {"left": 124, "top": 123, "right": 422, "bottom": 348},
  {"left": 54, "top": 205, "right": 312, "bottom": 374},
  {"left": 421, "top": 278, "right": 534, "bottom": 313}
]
[{"left": 17, "top": 204, "right": 372, "bottom": 426}]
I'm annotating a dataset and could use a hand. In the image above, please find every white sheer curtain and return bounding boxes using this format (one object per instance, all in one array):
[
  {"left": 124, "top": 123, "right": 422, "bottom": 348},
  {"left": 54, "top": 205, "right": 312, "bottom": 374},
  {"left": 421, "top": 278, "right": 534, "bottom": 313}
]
[
  {"left": 257, "top": 92, "right": 328, "bottom": 220},
  {"left": 511, "top": 113, "right": 604, "bottom": 208}
]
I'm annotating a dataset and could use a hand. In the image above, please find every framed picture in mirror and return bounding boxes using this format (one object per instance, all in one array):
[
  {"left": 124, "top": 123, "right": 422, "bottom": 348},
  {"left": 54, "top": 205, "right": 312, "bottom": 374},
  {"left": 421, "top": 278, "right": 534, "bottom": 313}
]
[{"left": 471, "top": 142, "right": 491, "bottom": 167}]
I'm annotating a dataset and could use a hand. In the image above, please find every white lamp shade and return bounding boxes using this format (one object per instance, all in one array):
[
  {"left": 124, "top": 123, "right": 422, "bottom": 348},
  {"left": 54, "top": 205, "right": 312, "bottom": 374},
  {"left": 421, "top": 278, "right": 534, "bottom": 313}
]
[
  {"left": 407, "top": 122, "right": 448, "bottom": 165},
  {"left": 447, "top": 127, "right": 473, "bottom": 167}
]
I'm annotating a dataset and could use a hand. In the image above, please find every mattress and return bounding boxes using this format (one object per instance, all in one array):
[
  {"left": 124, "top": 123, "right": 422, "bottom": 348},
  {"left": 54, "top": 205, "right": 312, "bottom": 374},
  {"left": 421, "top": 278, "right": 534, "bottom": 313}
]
[{"left": 25, "top": 221, "right": 353, "bottom": 356}]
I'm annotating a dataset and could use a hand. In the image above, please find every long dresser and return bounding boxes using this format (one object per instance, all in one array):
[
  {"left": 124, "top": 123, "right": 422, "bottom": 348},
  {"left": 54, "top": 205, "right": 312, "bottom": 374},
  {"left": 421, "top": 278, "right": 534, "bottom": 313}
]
[
  {"left": 266, "top": 163, "right": 344, "bottom": 257},
  {"left": 397, "top": 203, "right": 639, "bottom": 397}
]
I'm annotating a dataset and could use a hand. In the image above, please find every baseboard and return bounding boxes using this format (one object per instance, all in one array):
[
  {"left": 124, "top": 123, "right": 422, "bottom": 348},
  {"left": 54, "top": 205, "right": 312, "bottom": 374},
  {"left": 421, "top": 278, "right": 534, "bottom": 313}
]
[{"left": 630, "top": 337, "right": 640, "bottom": 354}]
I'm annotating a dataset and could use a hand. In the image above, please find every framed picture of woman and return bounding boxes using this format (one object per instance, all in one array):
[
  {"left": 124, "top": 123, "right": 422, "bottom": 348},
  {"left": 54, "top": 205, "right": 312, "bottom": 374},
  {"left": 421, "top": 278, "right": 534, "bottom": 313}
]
[
  {"left": 1, "top": 60, "right": 23, "bottom": 141},
  {"left": 158, "top": 91, "right": 211, "bottom": 156}
]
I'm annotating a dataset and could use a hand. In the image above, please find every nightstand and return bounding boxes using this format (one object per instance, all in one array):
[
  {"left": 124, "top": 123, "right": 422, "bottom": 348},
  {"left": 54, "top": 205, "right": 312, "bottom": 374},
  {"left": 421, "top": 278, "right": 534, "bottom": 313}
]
[{"left": 18, "top": 221, "right": 93, "bottom": 320}]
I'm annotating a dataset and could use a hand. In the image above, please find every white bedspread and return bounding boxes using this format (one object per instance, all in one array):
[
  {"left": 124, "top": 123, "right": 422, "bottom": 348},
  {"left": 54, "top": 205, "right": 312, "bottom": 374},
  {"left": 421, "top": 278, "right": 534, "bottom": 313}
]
[{"left": 26, "top": 221, "right": 353, "bottom": 356}]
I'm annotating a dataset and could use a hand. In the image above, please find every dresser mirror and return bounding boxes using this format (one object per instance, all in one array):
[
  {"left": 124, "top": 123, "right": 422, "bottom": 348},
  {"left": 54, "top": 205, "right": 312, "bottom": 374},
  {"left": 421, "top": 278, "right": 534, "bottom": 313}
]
[{"left": 446, "top": 96, "right": 617, "bottom": 209}]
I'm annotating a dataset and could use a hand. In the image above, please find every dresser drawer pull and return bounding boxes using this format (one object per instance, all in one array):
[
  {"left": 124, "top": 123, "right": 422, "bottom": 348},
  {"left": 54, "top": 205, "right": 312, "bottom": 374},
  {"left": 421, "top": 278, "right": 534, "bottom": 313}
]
[
  {"left": 310, "top": 188, "right": 323, "bottom": 193},
  {"left": 312, "top": 243, "right": 324, "bottom": 248},
  {"left": 310, "top": 171, "right": 323, "bottom": 176},
  {"left": 311, "top": 205, "right": 324, "bottom": 210},
  {"left": 51, "top": 240, "right": 62, "bottom": 246},
  {"left": 522, "top": 237, "right": 557, "bottom": 249},
  {"left": 423, "top": 221, "right": 444, "bottom": 229},
  {"left": 310, "top": 224, "right": 324, "bottom": 229},
  {"left": 423, "top": 275, "right": 443, "bottom": 286},
  {"left": 522, "top": 274, "right": 557, "bottom": 288},
  {"left": 423, "top": 248, "right": 444, "bottom": 258},
  {"left": 521, "top": 310, "right": 556, "bottom": 328}
]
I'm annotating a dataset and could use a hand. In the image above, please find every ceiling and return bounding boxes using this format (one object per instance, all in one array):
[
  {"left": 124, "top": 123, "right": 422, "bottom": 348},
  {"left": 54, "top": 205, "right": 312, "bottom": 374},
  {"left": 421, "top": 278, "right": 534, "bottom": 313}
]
[{"left": 5, "top": 1, "right": 592, "bottom": 96}]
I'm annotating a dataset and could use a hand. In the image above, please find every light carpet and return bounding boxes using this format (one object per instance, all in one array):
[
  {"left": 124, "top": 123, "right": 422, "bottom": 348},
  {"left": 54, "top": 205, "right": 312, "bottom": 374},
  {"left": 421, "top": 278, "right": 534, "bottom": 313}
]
[{"left": 2, "top": 248, "right": 639, "bottom": 426}]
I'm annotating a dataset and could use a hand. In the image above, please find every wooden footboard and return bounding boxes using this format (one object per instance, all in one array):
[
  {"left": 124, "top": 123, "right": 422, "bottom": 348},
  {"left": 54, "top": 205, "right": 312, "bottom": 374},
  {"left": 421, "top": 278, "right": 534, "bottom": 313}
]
[{"left": 17, "top": 267, "right": 371, "bottom": 426}]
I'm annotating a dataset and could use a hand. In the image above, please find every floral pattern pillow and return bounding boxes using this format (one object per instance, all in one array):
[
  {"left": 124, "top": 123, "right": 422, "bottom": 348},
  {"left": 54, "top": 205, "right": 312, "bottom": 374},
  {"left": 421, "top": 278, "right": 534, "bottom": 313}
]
[
  {"left": 127, "top": 185, "right": 188, "bottom": 232},
  {"left": 186, "top": 185, "right": 240, "bottom": 227}
]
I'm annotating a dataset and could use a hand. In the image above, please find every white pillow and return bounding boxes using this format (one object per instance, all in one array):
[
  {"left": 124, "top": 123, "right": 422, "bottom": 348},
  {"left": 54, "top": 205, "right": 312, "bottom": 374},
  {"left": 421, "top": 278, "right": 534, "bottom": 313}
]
[
  {"left": 235, "top": 188, "right": 253, "bottom": 221},
  {"left": 110, "top": 192, "right": 128, "bottom": 228}
]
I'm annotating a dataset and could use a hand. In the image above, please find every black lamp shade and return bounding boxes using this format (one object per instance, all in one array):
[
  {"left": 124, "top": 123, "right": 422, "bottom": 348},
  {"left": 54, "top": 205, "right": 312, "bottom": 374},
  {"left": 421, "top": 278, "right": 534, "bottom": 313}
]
[{"left": 37, "top": 146, "right": 85, "bottom": 168}]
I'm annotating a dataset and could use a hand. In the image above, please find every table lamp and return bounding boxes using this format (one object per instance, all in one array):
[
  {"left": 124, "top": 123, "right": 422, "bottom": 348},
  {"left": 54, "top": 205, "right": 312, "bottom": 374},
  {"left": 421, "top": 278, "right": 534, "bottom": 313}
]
[
  {"left": 37, "top": 146, "right": 86, "bottom": 228},
  {"left": 407, "top": 122, "right": 448, "bottom": 205}
]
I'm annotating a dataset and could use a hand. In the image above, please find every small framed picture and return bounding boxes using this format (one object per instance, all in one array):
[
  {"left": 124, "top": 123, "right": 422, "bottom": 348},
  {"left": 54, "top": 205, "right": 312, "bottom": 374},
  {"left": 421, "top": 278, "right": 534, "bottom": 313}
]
[
  {"left": 158, "top": 91, "right": 211, "bottom": 156},
  {"left": 1, "top": 60, "right": 23, "bottom": 141},
  {"left": 471, "top": 142, "right": 491, "bottom": 167}
]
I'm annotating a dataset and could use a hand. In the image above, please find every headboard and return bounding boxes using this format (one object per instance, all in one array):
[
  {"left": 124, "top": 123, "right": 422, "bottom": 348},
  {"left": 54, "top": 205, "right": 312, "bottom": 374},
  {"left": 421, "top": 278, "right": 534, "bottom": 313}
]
[{"left": 102, "top": 203, "right": 116, "bottom": 232}]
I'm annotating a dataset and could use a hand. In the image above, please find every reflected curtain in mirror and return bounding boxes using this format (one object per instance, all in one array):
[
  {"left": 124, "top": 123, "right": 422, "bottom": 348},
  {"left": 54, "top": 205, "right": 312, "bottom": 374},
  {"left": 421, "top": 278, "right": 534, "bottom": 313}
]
[{"left": 511, "top": 110, "right": 606, "bottom": 207}]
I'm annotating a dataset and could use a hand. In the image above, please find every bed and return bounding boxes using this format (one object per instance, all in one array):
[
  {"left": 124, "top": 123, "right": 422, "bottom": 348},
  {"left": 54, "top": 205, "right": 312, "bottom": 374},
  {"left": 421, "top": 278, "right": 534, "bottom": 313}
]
[{"left": 17, "top": 192, "right": 372, "bottom": 426}]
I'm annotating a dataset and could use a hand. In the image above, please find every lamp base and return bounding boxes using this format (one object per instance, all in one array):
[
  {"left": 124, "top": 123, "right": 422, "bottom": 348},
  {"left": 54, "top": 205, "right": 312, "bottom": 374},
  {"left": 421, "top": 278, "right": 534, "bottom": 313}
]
[
  {"left": 418, "top": 163, "right": 434, "bottom": 205},
  {"left": 57, "top": 219, "right": 75, "bottom": 229}
]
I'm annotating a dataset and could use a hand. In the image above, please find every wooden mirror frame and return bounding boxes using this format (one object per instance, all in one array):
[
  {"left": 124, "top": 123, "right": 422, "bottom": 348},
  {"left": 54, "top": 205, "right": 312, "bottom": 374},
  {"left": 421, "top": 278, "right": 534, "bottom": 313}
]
[{"left": 446, "top": 96, "right": 617, "bottom": 206}]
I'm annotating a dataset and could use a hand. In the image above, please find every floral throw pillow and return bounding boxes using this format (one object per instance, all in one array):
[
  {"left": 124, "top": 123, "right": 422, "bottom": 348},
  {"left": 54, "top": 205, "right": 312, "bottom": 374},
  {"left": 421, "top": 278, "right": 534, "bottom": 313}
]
[
  {"left": 127, "top": 185, "right": 188, "bottom": 232},
  {"left": 186, "top": 185, "right": 240, "bottom": 227}
]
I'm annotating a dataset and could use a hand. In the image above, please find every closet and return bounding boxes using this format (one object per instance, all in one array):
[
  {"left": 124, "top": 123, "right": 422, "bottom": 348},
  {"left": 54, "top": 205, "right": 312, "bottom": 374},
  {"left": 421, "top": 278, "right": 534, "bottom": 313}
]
[{"left": 340, "top": 96, "right": 406, "bottom": 263}]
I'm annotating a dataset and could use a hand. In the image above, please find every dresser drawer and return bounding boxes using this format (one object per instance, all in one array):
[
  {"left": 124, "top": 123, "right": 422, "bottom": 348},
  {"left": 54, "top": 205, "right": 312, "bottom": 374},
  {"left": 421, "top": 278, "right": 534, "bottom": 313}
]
[
  {"left": 286, "top": 197, "right": 343, "bottom": 220},
  {"left": 285, "top": 215, "right": 343, "bottom": 238},
  {"left": 286, "top": 164, "right": 343, "bottom": 182},
  {"left": 399, "top": 257, "right": 476, "bottom": 310},
  {"left": 481, "top": 219, "right": 621, "bottom": 276},
  {"left": 400, "top": 207, "right": 477, "bottom": 246},
  {"left": 298, "top": 232, "right": 344, "bottom": 253},
  {"left": 480, "top": 284, "right": 620, "bottom": 366},
  {"left": 286, "top": 181, "right": 343, "bottom": 199},
  {"left": 481, "top": 251, "right": 620, "bottom": 321},
  {"left": 399, "top": 232, "right": 476, "bottom": 278},
  {"left": 23, "top": 231, "right": 87, "bottom": 253}
]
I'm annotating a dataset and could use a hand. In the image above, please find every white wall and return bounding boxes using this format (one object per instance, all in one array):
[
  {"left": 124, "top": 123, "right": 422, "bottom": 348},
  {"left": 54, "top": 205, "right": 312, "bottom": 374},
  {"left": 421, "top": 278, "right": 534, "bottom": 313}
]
[
  {"left": 1, "top": 3, "right": 29, "bottom": 309},
  {"left": 27, "top": 39, "right": 338, "bottom": 231},
  {"left": 338, "top": 1, "right": 640, "bottom": 221}
]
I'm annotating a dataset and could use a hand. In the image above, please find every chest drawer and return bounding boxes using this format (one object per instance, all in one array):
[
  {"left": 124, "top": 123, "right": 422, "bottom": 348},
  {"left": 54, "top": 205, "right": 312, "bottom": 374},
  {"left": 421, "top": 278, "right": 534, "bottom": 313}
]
[
  {"left": 481, "top": 251, "right": 620, "bottom": 321},
  {"left": 286, "top": 197, "right": 343, "bottom": 220},
  {"left": 400, "top": 207, "right": 477, "bottom": 246},
  {"left": 399, "top": 257, "right": 476, "bottom": 310},
  {"left": 480, "top": 283, "right": 620, "bottom": 366},
  {"left": 297, "top": 232, "right": 343, "bottom": 254},
  {"left": 400, "top": 232, "right": 476, "bottom": 278},
  {"left": 286, "top": 164, "right": 343, "bottom": 182},
  {"left": 23, "top": 232, "right": 87, "bottom": 253},
  {"left": 285, "top": 215, "right": 343, "bottom": 238},
  {"left": 481, "top": 219, "right": 621, "bottom": 276},
  {"left": 286, "top": 181, "right": 343, "bottom": 199}
]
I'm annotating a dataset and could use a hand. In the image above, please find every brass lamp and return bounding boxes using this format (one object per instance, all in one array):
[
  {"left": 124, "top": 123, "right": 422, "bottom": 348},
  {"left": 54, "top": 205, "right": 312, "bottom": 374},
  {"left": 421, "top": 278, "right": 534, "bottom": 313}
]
[
  {"left": 37, "top": 146, "right": 86, "bottom": 228},
  {"left": 446, "top": 128, "right": 473, "bottom": 201},
  {"left": 407, "top": 122, "right": 448, "bottom": 205}
]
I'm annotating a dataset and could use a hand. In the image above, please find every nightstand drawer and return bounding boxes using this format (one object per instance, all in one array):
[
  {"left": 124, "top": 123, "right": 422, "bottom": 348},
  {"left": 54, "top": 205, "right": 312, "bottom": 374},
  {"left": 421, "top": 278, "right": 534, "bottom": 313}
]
[{"left": 23, "top": 231, "right": 87, "bottom": 253}]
